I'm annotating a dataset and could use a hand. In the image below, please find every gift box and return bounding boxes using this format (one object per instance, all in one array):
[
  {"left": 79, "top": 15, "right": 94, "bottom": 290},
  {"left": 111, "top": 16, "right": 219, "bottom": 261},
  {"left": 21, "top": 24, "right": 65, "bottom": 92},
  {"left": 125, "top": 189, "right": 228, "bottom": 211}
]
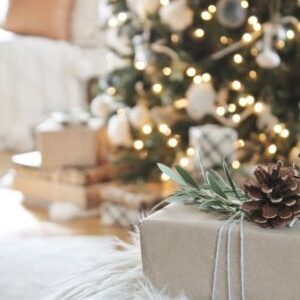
[
  {"left": 36, "top": 113, "right": 107, "bottom": 168},
  {"left": 141, "top": 203, "right": 300, "bottom": 300},
  {"left": 189, "top": 124, "right": 237, "bottom": 170}
]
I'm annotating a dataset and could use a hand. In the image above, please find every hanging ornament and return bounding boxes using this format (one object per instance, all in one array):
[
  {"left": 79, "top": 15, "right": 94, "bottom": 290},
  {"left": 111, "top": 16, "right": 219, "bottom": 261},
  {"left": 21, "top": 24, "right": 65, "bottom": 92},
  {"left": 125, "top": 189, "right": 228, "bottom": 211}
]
[
  {"left": 107, "top": 109, "right": 133, "bottom": 148},
  {"left": 129, "top": 103, "right": 152, "bottom": 130},
  {"left": 217, "top": 0, "right": 247, "bottom": 29},
  {"left": 90, "top": 95, "right": 118, "bottom": 119},
  {"left": 133, "top": 35, "right": 154, "bottom": 71},
  {"left": 256, "top": 23, "right": 283, "bottom": 69},
  {"left": 126, "top": 0, "right": 160, "bottom": 19},
  {"left": 159, "top": 0, "right": 194, "bottom": 32},
  {"left": 186, "top": 82, "right": 216, "bottom": 120}
]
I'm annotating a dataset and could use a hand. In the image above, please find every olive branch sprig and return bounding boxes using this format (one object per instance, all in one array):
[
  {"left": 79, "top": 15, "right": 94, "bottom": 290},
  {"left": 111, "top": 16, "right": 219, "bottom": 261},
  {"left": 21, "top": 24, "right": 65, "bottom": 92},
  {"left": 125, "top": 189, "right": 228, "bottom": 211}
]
[{"left": 157, "top": 157, "right": 247, "bottom": 216}]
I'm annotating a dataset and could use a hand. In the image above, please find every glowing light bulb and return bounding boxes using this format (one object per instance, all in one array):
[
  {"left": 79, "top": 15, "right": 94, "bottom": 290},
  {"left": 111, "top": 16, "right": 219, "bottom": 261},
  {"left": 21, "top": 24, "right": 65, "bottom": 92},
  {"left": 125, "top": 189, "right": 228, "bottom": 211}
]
[
  {"left": 228, "top": 104, "right": 236, "bottom": 113},
  {"left": 233, "top": 54, "right": 243, "bottom": 64},
  {"left": 186, "top": 67, "right": 197, "bottom": 77},
  {"left": 135, "top": 61, "right": 146, "bottom": 70},
  {"left": 280, "top": 129, "right": 289, "bottom": 138},
  {"left": 108, "top": 18, "right": 118, "bottom": 27},
  {"left": 201, "top": 11, "right": 212, "bottom": 21},
  {"left": 287, "top": 30, "right": 295, "bottom": 40},
  {"left": 216, "top": 106, "right": 226, "bottom": 116},
  {"left": 249, "top": 70, "right": 257, "bottom": 80},
  {"left": 232, "top": 160, "right": 241, "bottom": 169},
  {"left": 152, "top": 83, "right": 163, "bottom": 94},
  {"left": 160, "top": 0, "right": 169, "bottom": 5},
  {"left": 162, "top": 67, "right": 172, "bottom": 76},
  {"left": 241, "top": 0, "right": 249, "bottom": 8},
  {"left": 236, "top": 139, "right": 245, "bottom": 148},
  {"left": 246, "top": 95, "right": 255, "bottom": 105},
  {"left": 242, "top": 33, "right": 252, "bottom": 43},
  {"left": 171, "top": 34, "right": 179, "bottom": 43},
  {"left": 193, "top": 75, "right": 202, "bottom": 84},
  {"left": 179, "top": 157, "right": 189, "bottom": 167},
  {"left": 231, "top": 80, "right": 242, "bottom": 91},
  {"left": 254, "top": 102, "right": 264, "bottom": 113},
  {"left": 117, "top": 12, "right": 128, "bottom": 22},
  {"left": 193, "top": 28, "right": 205, "bottom": 38},
  {"left": 220, "top": 36, "right": 229, "bottom": 44},
  {"left": 161, "top": 173, "right": 170, "bottom": 181},
  {"left": 107, "top": 86, "right": 116, "bottom": 96},
  {"left": 268, "top": 144, "right": 277, "bottom": 154},
  {"left": 142, "top": 124, "right": 152, "bottom": 135},
  {"left": 248, "top": 16, "right": 258, "bottom": 25},
  {"left": 168, "top": 137, "right": 178, "bottom": 148},
  {"left": 134, "top": 140, "right": 144, "bottom": 150},
  {"left": 202, "top": 73, "right": 211, "bottom": 82},
  {"left": 208, "top": 5, "right": 216, "bottom": 13},
  {"left": 232, "top": 114, "right": 241, "bottom": 123},
  {"left": 187, "top": 147, "right": 195, "bottom": 156},
  {"left": 253, "top": 23, "right": 262, "bottom": 31},
  {"left": 238, "top": 97, "right": 247, "bottom": 107},
  {"left": 159, "top": 123, "right": 171, "bottom": 136},
  {"left": 273, "top": 124, "right": 282, "bottom": 134}
]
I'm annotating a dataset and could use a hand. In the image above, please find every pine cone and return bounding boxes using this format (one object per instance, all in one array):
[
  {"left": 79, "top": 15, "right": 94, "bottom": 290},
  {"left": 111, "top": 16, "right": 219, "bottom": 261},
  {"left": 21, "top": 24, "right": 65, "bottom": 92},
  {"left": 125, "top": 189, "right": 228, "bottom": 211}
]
[{"left": 242, "top": 161, "right": 300, "bottom": 228}]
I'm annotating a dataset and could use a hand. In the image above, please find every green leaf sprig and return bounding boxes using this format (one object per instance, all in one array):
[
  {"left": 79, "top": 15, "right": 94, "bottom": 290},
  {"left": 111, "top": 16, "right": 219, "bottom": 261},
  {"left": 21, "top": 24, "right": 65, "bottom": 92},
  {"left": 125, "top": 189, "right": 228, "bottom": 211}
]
[{"left": 157, "top": 156, "right": 247, "bottom": 216}]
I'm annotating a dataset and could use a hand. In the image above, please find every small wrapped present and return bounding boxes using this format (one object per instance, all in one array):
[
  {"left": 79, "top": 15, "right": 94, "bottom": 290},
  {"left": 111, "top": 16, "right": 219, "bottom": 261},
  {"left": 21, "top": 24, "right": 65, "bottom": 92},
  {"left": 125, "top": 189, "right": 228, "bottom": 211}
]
[
  {"left": 36, "top": 111, "right": 108, "bottom": 168},
  {"left": 189, "top": 124, "right": 237, "bottom": 170},
  {"left": 96, "top": 182, "right": 170, "bottom": 227},
  {"left": 141, "top": 203, "right": 300, "bottom": 300}
]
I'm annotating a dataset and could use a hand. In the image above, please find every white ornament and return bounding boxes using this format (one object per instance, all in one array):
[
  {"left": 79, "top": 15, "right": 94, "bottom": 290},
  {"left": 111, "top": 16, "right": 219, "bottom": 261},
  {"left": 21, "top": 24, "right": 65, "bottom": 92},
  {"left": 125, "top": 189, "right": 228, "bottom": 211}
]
[
  {"left": 107, "top": 110, "right": 133, "bottom": 147},
  {"left": 129, "top": 103, "right": 151, "bottom": 129},
  {"left": 186, "top": 82, "right": 216, "bottom": 120},
  {"left": 159, "top": 0, "right": 194, "bottom": 32},
  {"left": 217, "top": 0, "right": 246, "bottom": 28},
  {"left": 90, "top": 95, "right": 112, "bottom": 119},
  {"left": 256, "top": 48, "right": 281, "bottom": 69},
  {"left": 126, "top": 0, "right": 160, "bottom": 19}
]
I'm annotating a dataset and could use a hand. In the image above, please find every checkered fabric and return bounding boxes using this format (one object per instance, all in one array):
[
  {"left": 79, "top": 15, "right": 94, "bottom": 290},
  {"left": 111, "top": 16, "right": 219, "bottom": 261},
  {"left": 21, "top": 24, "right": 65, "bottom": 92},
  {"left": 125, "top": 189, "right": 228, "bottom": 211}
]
[
  {"left": 190, "top": 125, "right": 237, "bottom": 170},
  {"left": 100, "top": 202, "right": 141, "bottom": 227}
]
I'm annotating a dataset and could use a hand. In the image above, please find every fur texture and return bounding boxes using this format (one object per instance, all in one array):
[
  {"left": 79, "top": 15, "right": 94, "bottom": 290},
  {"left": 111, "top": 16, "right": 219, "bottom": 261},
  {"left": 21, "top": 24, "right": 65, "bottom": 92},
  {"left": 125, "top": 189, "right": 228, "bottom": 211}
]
[{"left": 51, "top": 230, "right": 189, "bottom": 300}]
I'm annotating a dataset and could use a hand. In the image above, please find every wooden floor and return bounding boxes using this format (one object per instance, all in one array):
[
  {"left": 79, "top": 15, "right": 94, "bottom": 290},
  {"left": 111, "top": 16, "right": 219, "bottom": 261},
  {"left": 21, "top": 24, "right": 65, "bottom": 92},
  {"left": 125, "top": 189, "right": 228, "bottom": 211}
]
[{"left": 0, "top": 152, "right": 128, "bottom": 240}]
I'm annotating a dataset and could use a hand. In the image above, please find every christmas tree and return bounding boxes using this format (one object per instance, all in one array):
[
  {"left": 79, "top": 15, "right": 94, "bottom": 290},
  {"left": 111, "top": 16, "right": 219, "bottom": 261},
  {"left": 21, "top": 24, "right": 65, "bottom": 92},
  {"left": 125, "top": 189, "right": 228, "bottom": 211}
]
[{"left": 92, "top": 0, "right": 300, "bottom": 181}]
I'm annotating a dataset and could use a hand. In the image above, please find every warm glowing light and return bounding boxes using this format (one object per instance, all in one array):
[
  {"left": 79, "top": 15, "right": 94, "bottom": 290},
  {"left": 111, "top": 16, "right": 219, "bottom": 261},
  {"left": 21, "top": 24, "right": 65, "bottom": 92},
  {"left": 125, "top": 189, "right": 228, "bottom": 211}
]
[
  {"left": 135, "top": 61, "right": 146, "bottom": 70},
  {"left": 108, "top": 18, "right": 118, "bottom": 27},
  {"left": 168, "top": 137, "right": 178, "bottom": 147},
  {"left": 220, "top": 36, "right": 229, "bottom": 44},
  {"left": 134, "top": 140, "right": 144, "bottom": 150},
  {"left": 251, "top": 47, "right": 258, "bottom": 56},
  {"left": 253, "top": 23, "right": 262, "bottom": 31},
  {"left": 171, "top": 34, "right": 179, "bottom": 43},
  {"left": 179, "top": 157, "right": 189, "bottom": 167},
  {"left": 186, "top": 67, "right": 197, "bottom": 77},
  {"left": 273, "top": 124, "right": 282, "bottom": 134},
  {"left": 193, "top": 28, "right": 205, "bottom": 38},
  {"left": 232, "top": 114, "right": 241, "bottom": 123},
  {"left": 202, "top": 73, "right": 211, "bottom": 82},
  {"left": 259, "top": 133, "right": 267, "bottom": 142},
  {"left": 242, "top": 33, "right": 252, "bottom": 43},
  {"left": 228, "top": 103, "right": 236, "bottom": 113},
  {"left": 193, "top": 75, "right": 202, "bottom": 84},
  {"left": 287, "top": 30, "right": 295, "bottom": 40},
  {"left": 208, "top": 5, "right": 216, "bottom": 13},
  {"left": 268, "top": 144, "right": 277, "bottom": 154},
  {"left": 163, "top": 67, "right": 172, "bottom": 76},
  {"left": 161, "top": 173, "right": 170, "bottom": 181},
  {"left": 277, "top": 40, "right": 285, "bottom": 49},
  {"left": 248, "top": 16, "right": 258, "bottom": 25},
  {"left": 280, "top": 129, "right": 290, "bottom": 138},
  {"left": 233, "top": 54, "right": 243, "bottom": 64},
  {"left": 160, "top": 0, "right": 169, "bottom": 5},
  {"left": 231, "top": 80, "right": 242, "bottom": 91},
  {"left": 216, "top": 106, "right": 226, "bottom": 116},
  {"left": 159, "top": 123, "right": 171, "bottom": 136},
  {"left": 174, "top": 98, "right": 188, "bottom": 109},
  {"left": 238, "top": 97, "right": 247, "bottom": 107},
  {"left": 152, "top": 83, "right": 163, "bottom": 94},
  {"left": 107, "top": 86, "right": 116, "bottom": 96},
  {"left": 142, "top": 124, "right": 152, "bottom": 135},
  {"left": 118, "top": 12, "right": 128, "bottom": 22},
  {"left": 240, "top": 0, "right": 248, "bottom": 8},
  {"left": 254, "top": 102, "right": 264, "bottom": 113},
  {"left": 236, "top": 139, "right": 245, "bottom": 148},
  {"left": 249, "top": 70, "right": 257, "bottom": 80},
  {"left": 187, "top": 147, "right": 195, "bottom": 156},
  {"left": 246, "top": 95, "right": 255, "bottom": 105},
  {"left": 201, "top": 11, "right": 212, "bottom": 21},
  {"left": 232, "top": 160, "right": 241, "bottom": 169}
]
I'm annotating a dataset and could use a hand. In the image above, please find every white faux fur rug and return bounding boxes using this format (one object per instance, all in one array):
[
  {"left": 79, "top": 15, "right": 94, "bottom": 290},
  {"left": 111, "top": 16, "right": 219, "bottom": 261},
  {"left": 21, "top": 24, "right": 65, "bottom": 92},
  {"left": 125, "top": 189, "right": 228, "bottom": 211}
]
[{"left": 51, "top": 231, "right": 189, "bottom": 300}]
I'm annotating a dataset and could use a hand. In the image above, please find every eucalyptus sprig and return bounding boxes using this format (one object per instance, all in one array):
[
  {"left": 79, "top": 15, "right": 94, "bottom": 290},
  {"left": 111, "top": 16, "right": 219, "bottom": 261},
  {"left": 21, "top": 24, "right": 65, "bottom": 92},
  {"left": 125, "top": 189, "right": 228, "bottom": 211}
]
[{"left": 158, "top": 157, "right": 247, "bottom": 216}]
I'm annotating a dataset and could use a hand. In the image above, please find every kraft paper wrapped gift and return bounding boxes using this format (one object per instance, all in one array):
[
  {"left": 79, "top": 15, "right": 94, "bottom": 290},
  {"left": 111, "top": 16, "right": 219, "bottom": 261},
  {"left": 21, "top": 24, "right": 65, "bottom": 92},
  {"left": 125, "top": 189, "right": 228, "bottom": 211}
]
[
  {"left": 36, "top": 117, "right": 107, "bottom": 168},
  {"left": 141, "top": 203, "right": 300, "bottom": 300}
]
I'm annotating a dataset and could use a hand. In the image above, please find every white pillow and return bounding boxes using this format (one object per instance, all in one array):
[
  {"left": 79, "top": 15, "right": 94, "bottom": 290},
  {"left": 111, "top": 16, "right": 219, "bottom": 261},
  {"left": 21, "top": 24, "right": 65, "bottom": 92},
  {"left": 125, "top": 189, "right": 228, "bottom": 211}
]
[{"left": 70, "top": 0, "right": 106, "bottom": 48}]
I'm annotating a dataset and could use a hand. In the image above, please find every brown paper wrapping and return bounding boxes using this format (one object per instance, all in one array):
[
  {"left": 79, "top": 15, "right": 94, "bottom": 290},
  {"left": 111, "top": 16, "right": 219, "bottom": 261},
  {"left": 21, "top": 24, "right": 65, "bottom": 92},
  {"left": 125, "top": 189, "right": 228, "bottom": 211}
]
[{"left": 141, "top": 203, "right": 300, "bottom": 300}]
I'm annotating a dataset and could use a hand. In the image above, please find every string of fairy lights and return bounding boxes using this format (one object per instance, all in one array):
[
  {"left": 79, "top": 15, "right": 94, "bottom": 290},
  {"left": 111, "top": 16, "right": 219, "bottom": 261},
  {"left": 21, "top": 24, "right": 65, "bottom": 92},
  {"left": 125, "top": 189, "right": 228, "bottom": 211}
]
[{"left": 104, "top": 0, "right": 299, "bottom": 180}]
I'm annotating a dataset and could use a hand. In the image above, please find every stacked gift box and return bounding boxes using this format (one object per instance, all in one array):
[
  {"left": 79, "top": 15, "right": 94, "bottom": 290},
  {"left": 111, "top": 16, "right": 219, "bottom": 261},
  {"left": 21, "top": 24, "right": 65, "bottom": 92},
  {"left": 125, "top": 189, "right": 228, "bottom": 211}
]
[{"left": 12, "top": 111, "right": 165, "bottom": 226}]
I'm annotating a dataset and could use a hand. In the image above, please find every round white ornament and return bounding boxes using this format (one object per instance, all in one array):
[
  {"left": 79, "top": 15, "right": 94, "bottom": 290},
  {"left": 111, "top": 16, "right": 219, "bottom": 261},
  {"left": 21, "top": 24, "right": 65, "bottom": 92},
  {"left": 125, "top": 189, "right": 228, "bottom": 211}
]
[
  {"left": 129, "top": 103, "right": 151, "bottom": 129},
  {"left": 159, "top": 0, "right": 194, "bottom": 32},
  {"left": 217, "top": 0, "right": 246, "bottom": 28},
  {"left": 186, "top": 82, "right": 216, "bottom": 120},
  {"left": 107, "top": 110, "right": 133, "bottom": 147},
  {"left": 256, "top": 48, "right": 281, "bottom": 69}
]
